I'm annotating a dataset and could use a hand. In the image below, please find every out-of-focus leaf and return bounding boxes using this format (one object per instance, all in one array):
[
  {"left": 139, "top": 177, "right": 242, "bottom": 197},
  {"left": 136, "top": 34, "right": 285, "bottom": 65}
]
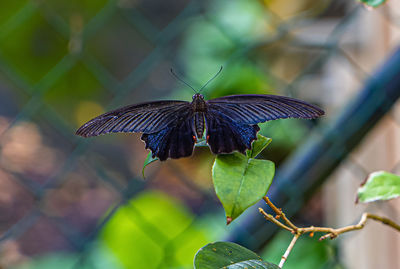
[
  {"left": 203, "top": 63, "right": 272, "bottom": 100},
  {"left": 357, "top": 171, "right": 400, "bottom": 203},
  {"left": 101, "top": 191, "right": 209, "bottom": 269},
  {"left": 0, "top": 11, "right": 68, "bottom": 83},
  {"left": 212, "top": 135, "right": 275, "bottom": 224},
  {"left": 358, "top": 0, "right": 387, "bottom": 8},
  {"left": 0, "top": 1, "right": 33, "bottom": 30},
  {"left": 142, "top": 152, "right": 158, "bottom": 178},
  {"left": 178, "top": 0, "right": 273, "bottom": 100},
  {"left": 194, "top": 241, "right": 279, "bottom": 269}
]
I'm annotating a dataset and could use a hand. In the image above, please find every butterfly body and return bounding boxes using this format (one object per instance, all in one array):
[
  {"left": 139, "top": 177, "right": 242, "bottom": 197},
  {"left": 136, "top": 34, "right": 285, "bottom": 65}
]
[
  {"left": 76, "top": 93, "right": 324, "bottom": 161},
  {"left": 191, "top": 93, "right": 207, "bottom": 139}
]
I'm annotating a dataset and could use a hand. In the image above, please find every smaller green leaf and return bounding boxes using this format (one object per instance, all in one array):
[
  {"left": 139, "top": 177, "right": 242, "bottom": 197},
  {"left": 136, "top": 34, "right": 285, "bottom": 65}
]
[
  {"left": 357, "top": 171, "right": 400, "bottom": 203},
  {"left": 246, "top": 134, "right": 272, "bottom": 158},
  {"left": 358, "top": 0, "right": 387, "bottom": 8},
  {"left": 212, "top": 135, "right": 275, "bottom": 224},
  {"left": 142, "top": 152, "right": 158, "bottom": 178},
  {"left": 194, "top": 242, "right": 279, "bottom": 269}
]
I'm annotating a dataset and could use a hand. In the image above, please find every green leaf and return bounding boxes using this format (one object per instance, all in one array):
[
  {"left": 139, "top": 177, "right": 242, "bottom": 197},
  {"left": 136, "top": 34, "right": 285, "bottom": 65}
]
[
  {"left": 142, "top": 152, "right": 158, "bottom": 178},
  {"left": 212, "top": 135, "right": 275, "bottom": 224},
  {"left": 357, "top": 171, "right": 400, "bottom": 203},
  {"left": 194, "top": 242, "right": 279, "bottom": 269},
  {"left": 246, "top": 135, "right": 272, "bottom": 158},
  {"left": 358, "top": 0, "right": 387, "bottom": 8}
]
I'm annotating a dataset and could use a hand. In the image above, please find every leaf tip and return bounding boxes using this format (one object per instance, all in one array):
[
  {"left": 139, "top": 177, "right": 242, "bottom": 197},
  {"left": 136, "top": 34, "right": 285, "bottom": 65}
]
[{"left": 226, "top": 216, "right": 233, "bottom": 225}]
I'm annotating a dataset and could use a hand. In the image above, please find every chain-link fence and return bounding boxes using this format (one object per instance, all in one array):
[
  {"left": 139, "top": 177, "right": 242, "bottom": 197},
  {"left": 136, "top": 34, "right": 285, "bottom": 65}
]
[{"left": 0, "top": 0, "right": 399, "bottom": 268}]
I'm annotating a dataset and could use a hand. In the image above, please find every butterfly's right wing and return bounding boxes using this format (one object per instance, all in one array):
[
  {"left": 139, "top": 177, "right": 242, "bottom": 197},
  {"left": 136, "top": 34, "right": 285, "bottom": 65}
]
[
  {"left": 76, "top": 100, "right": 190, "bottom": 137},
  {"left": 204, "top": 94, "right": 324, "bottom": 155},
  {"left": 204, "top": 110, "right": 260, "bottom": 155},
  {"left": 206, "top": 94, "right": 324, "bottom": 124}
]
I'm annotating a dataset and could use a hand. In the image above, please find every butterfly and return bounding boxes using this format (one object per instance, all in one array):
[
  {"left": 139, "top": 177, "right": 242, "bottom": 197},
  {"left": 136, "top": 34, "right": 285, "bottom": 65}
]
[
  {"left": 76, "top": 93, "right": 324, "bottom": 161},
  {"left": 76, "top": 69, "right": 324, "bottom": 161}
]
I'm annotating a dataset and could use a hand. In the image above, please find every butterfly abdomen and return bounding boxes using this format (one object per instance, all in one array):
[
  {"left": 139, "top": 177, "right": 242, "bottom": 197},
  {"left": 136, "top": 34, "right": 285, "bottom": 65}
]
[
  {"left": 193, "top": 112, "right": 205, "bottom": 139},
  {"left": 191, "top": 94, "right": 207, "bottom": 139}
]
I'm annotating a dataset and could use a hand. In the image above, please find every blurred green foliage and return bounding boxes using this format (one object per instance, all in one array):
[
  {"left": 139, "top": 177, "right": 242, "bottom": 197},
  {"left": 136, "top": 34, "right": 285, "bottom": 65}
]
[
  {"left": 100, "top": 191, "right": 211, "bottom": 269},
  {"left": 179, "top": 0, "right": 272, "bottom": 99},
  {"left": 0, "top": 8, "right": 68, "bottom": 83}
]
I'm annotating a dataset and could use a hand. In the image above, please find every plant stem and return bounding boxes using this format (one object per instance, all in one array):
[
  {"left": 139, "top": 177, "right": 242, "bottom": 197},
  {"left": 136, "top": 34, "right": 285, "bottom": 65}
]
[
  {"left": 263, "top": 197, "right": 297, "bottom": 230},
  {"left": 279, "top": 233, "right": 300, "bottom": 268},
  {"left": 259, "top": 208, "right": 292, "bottom": 232},
  {"left": 261, "top": 197, "right": 400, "bottom": 241},
  {"left": 260, "top": 196, "right": 400, "bottom": 268}
]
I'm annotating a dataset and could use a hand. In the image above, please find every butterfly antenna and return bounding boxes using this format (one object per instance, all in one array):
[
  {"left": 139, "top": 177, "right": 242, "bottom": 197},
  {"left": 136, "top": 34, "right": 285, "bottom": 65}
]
[
  {"left": 199, "top": 66, "right": 223, "bottom": 93},
  {"left": 170, "top": 68, "right": 197, "bottom": 93}
]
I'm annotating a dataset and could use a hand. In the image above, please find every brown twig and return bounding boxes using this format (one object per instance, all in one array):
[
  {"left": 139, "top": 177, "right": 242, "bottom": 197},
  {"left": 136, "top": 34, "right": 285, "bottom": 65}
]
[
  {"left": 259, "top": 208, "right": 292, "bottom": 232},
  {"left": 259, "top": 197, "right": 400, "bottom": 268},
  {"left": 263, "top": 197, "right": 297, "bottom": 230}
]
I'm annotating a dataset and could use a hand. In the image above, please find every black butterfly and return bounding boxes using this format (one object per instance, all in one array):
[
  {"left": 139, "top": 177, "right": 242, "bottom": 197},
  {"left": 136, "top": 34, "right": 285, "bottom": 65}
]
[{"left": 76, "top": 93, "right": 324, "bottom": 161}]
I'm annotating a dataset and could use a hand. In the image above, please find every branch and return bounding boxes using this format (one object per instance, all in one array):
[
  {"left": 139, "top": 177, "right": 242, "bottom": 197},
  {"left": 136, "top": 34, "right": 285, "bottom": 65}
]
[
  {"left": 259, "top": 208, "right": 292, "bottom": 232},
  {"left": 259, "top": 197, "right": 400, "bottom": 268},
  {"left": 279, "top": 234, "right": 299, "bottom": 268},
  {"left": 263, "top": 197, "right": 297, "bottom": 230}
]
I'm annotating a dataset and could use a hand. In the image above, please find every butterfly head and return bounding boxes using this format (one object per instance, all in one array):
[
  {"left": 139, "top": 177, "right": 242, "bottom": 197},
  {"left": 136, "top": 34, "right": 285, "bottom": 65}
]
[
  {"left": 192, "top": 93, "right": 204, "bottom": 100},
  {"left": 192, "top": 93, "right": 206, "bottom": 112}
]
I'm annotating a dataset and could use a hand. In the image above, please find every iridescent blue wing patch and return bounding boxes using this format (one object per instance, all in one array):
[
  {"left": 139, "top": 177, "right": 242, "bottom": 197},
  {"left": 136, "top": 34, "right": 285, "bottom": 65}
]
[
  {"left": 204, "top": 110, "right": 259, "bottom": 155},
  {"left": 141, "top": 109, "right": 196, "bottom": 161}
]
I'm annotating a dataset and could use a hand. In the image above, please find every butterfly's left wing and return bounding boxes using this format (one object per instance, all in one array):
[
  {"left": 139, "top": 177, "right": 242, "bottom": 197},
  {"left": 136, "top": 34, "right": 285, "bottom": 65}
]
[
  {"left": 205, "top": 94, "right": 324, "bottom": 154},
  {"left": 76, "top": 100, "right": 197, "bottom": 161},
  {"left": 141, "top": 109, "right": 196, "bottom": 161}
]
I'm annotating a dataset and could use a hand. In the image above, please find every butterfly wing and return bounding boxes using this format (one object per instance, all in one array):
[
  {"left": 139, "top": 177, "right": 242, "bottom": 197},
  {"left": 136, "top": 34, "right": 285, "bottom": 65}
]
[
  {"left": 205, "top": 110, "right": 259, "bottom": 154},
  {"left": 206, "top": 94, "right": 324, "bottom": 124},
  {"left": 141, "top": 109, "right": 196, "bottom": 161},
  {"left": 76, "top": 100, "right": 190, "bottom": 137},
  {"left": 76, "top": 100, "right": 197, "bottom": 161},
  {"left": 205, "top": 94, "right": 324, "bottom": 154}
]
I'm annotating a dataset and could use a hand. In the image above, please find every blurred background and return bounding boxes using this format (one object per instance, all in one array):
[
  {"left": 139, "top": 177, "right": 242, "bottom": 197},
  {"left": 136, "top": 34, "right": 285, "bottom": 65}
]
[{"left": 0, "top": 0, "right": 400, "bottom": 268}]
